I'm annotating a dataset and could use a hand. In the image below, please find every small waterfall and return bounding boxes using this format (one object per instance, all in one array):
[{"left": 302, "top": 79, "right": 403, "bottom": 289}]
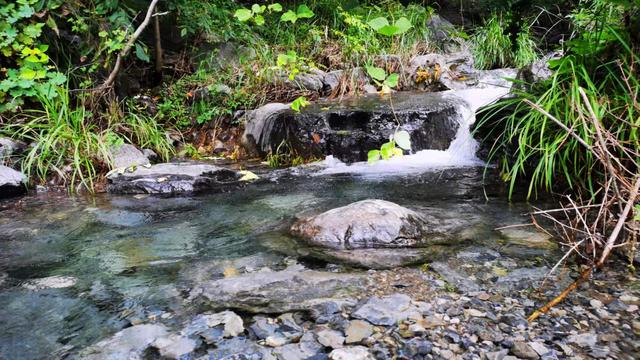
[{"left": 318, "top": 81, "right": 513, "bottom": 176}]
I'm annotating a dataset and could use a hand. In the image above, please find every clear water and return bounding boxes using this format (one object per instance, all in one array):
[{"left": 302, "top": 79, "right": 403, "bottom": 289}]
[{"left": 0, "top": 168, "right": 548, "bottom": 358}]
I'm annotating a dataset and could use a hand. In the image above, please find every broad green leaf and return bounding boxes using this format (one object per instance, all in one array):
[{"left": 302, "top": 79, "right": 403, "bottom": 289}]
[
  {"left": 268, "top": 3, "right": 283, "bottom": 12},
  {"left": 394, "top": 130, "right": 411, "bottom": 150},
  {"left": 19, "top": 68, "right": 37, "bottom": 80},
  {"left": 48, "top": 72, "right": 67, "bottom": 85},
  {"left": 391, "top": 147, "right": 404, "bottom": 157},
  {"left": 234, "top": 8, "right": 253, "bottom": 22},
  {"left": 368, "top": 150, "right": 381, "bottom": 164},
  {"left": 254, "top": 15, "right": 265, "bottom": 25},
  {"left": 394, "top": 17, "right": 413, "bottom": 34},
  {"left": 377, "top": 25, "right": 400, "bottom": 36},
  {"left": 380, "top": 141, "right": 395, "bottom": 160},
  {"left": 367, "top": 17, "right": 389, "bottom": 31},
  {"left": 135, "top": 43, "right": 150, "bottom": 62},
  {"left": 290, "top": 96, "right": 310, "bottom": 112},
  {"left": 366, "top": 66, "right": 386, "bottom": 81},
  {"left": 296, "top": 4, "right": 314, "bottom": 18},
  {"left": 384, "top": 73, "right": 399, "bottom": 88},
  {"left": 251, "top": 4, "right": 266, "bottom": 14},
  {"left": 280, "top": 10, "right": 297, "bottom": 23}
]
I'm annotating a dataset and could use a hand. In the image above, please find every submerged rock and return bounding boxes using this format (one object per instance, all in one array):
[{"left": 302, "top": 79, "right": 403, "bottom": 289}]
[
  {"left": 241, "top": 92, "right": 465, "bottom": 163},
  {"left": 0, "top": 165, "right": 27, "bottom": 198},
  {"left": 190, "top": 264, "right": 366, "bottom": 313},
  {"left": 292, "top": 199, "right": 450, "bottom": 250},
  {"left": 22, "top": 276, "right": 77, "bottom": 291},
  {"left": 107, "top": 162, "right": 246, "bottom": 194}
]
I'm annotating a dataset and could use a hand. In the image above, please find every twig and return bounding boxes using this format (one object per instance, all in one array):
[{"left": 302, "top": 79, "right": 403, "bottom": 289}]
[
  {"left": 98, "top": 0, "right": 160, "bottom": 91},
  {"left": 523, "top": 99, "right": 593, "bottom": 151}
]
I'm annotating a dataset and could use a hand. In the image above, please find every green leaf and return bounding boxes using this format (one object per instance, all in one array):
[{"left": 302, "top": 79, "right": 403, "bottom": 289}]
[
  {"left": 368, "top": 150, "right": 381, "bottom": 164},
  {"left": 394, "top": 17, "right": 413, "bottom": 34},
  {"left": 380, "top": 141, "right": 395, "bottom": 160},
  {"left": 254, "top": 14, "right": 265, "bottom": 25},
  {"left": 234, "top": 8, "right": 253, "bottom": 22},
  {"left": 268, "top": 3, "right": 283, "bottom": 12},
  {"left": 280, "top": 10, "right": 297, "bottom": 23},
  {"left": 391, "top": 147, "right": 403, "bottom": 157},
  {"left": 290, "top": 96, "right": 310, "bottom": 112},
  {"left": 296, "top": 4, "right": 314, "bottom": 18},
  {"left": 366, "top": 66, "right": 386, "bottom": 82},
  {"left": 135, "top": 43, "right": 150, "bottom": 62},
  {"left": 251, "top": 4, "right": 266, "bottom": 14},
  {"left": 377, "top": 25, "right": 400, "bottom": 37},
  {"left": 19, "top": 68, "right": 37, "bottom": 80},
  {"left": 393, "top": 130, "right": 411, "bottom": 150},
  {"left": 47, "top": 72, "right": 67, "bottom": 85},
  {"left": 384, "top": 73, "right": 399, "bottom": 88},
  {"left": 367, "top": 17, "right": 389, "bottom": 31},
  {"left": 635, "top": 204, "right": 640, "bottom": 221}
]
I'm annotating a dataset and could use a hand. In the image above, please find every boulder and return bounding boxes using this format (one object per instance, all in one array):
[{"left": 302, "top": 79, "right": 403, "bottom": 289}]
[
  {"left": 106, "top": 162, "right": 246, "bottom": 195},
  {"left": 78, "top": 324, "right": 169, "bottom": 359},
  {"left": 323, "top": 70, "right": 344, "bottom": 93},
  {"left": 517, "top": 51, "right": 563, "bottom": 85},
  {"left": 109, "top": 144, "right": 150, "bottom": 169},
  {"left": 0, "top": 165, "right": 27, "bottom": 198},
  {"left": 189, "top": 264, "right": 366, "bottom": 313},
  {"left": 291, "top": 200, "right": 450, "bottom": 250},
  {"left": 242, "top": 92, "right": 466, "bottom": 163}
]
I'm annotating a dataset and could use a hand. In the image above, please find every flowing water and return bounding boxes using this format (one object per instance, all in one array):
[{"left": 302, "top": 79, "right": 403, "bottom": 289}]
[{"left": 0, "top": 78, "right": 546, "bottom": 358}]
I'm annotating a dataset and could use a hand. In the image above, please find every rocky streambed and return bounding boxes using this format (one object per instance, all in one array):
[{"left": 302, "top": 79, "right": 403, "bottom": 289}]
[{"left": 1, "top": 168, "right": 639, "bottom": 359}]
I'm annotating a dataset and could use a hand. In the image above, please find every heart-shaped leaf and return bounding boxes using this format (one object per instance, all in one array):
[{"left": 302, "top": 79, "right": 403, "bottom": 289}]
[
  {"left": 367, "top": 17, "right": 389, "bottom": 31},
  {"left": 366, "top": 66, "right": 386, "bottom": 81},
  {"left": 394, "top": 17, "right": 413, "bottom": 34},
  {"left": 384, "top": 73, "right": 399, "bottom": 88},
  {"left": 394, "top": 130, "right": 411, "bottom": 150},
  {"left": 377, "top": 24, "right": 400, "bottom": 36},
  {"left": 280, "top": 10, "right": 298, "bottom": 23},
  {"left": 296, "top": 4, "right": 314, "bottom": 18},
  {"left": 268, "top": 3, "right": 283, "bottom": 12},
  {"left": 234, "top": 8, "right": 253, "bottom": 22},
  {"left": 368, "top": 150, "right": 381, "bottom": 164}
]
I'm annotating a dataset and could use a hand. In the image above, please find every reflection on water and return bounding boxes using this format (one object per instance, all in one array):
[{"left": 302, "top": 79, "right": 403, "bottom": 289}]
[{"left": 0, "top": 167, "right": 546, "bottom": 358}]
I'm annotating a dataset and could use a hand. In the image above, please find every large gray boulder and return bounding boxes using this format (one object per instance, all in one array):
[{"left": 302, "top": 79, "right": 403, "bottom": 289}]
[
  {"left": 0, "top": 165, "right": 27, "bottom": 198},
  {"left": 189, "top": 264, "right": 366, "bottom": 313},
  {"left": 291, "top": 200, "right": 450, "bottom": 250},
  {"left": 107, "top": 162, "right": 246, "bottom": 195},
  {"left": 242, "top": 92, "right": 466, "bottom": 163}
]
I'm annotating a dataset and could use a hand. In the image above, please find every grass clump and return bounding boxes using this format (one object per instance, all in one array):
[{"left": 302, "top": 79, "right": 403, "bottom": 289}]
[{"left": 473, "top": 13, "right": 538, "bottom": 69}]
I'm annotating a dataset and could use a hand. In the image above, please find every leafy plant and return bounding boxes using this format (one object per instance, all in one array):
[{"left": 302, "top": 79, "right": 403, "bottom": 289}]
[
  {"left": 367, "top": 16, "right": 413, "bottom": 36},
  {"left": 280, "top": 4, "right": 315, "bottom": 24},
  {"left": 366, "top": 66, "right": 399, "bottom": 93},
  {"left": 290, "top": 96, "right": 310, "bottom": 112},
  {"left": 472, "top": 13, "right": 512, "bottom": 69},
  {"left": 513, "top": 28, "right": 537, "bottom": 68},
  {"left": 234, "top": 3, "right": 283, "bottom": 25},
  {"left": 368, "top": 129, "right": 411, "bottom": 163}
]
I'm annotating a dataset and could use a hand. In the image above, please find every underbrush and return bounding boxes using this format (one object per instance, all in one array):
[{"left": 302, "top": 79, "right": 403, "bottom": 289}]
[
  {"left": 1, "top": 86, "right": 174, "bottom": 192},
  {"left": 472, "top": 13, "right": 538, "bottom": 69}
]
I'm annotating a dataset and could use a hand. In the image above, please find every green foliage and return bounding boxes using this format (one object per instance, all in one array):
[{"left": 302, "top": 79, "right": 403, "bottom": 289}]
[
  {"left": 235, "top": 3, "right": 283, "bottom": 25},
  {"left": 472, "top": 14, "right": 513, "bottom": 69},
  {"left": 290, "top": 96, "right": 310, "bottom": 112},
  {"left": 368, "top": 130, "right": 411, "bottom": 163},
  {"left": 281, "top": 4, "right": 315, "bottom": 24},
  {"left": 366, "top": 66, "right": 399, "bottom": 92},
  {"left": 367, "top": 16, "right": 412, "bottom": 36},
  {"left": 513, "top": 29, "right": 537, "bottom": 68},
  {"left": 0, "top": 0, "right": 66, "bottom": 112}
]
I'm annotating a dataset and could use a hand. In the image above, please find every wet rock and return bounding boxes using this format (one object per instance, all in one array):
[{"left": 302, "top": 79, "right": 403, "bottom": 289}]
[
  {"left": 78, "top": 324, "right": 168, "bottom": 359},
  {"left": 0, "top": 165, "right": 27, "bottom": 198},
  {"left": 142, "top": 149, "right": 158, "bottom": 163},
  {"left": 510, "top": 341, "right": 539, "bottom": 359},
  {"left": 206, "top": 337, "right": 269, "bottom": 360},
  {"left": 152, "top": 334, "right": 197, "bottom": 359},
  {"left": 496, "top": 267, "right": 549, "bottom": 291},
  {"left": 329, "top": 346, "right": 374, "bottom": 360},
  {"left": 283, "top": 71, "right": 326, "bottom": 92},
  {"left": 110, "top": 144, "right": 150, "bottom": 169},
  {"left": 191, "top": 265, "right": 366, "bottom": 313},
  {"left": 345, "top": 320, "right": 373, "bottom": 344},
  {"left": 241, "top": 91, "right": 465, "bottom": 163},
  {"left": 352, "top": 294, "right": 422, "bottom": 326},
  {"left": 518, "top": 51, "right": 563, "bottom": 84},
  {"left": 107, "top": 162, "right": 246, "bottom": 195},
  {"left": 250, "top": 316, "right": 280, "bottom": 340},
  {"left": 426, "top": 15, "right": 460, "bottom": 51},
  {"left": 323, "top": 70, "right": 344, "bottom": 93},
  {"left": 567, "top": 332, "right": 597, "bottom": 348},
  {"left": 498, "top": 227, "right": 556, "bottom": 250},
  {"left": 183, "top": 310, "right": 244, "bottom": 338},
  {"left": 22, "top": 276, "right": 77, "bottom": 290},
  {"left": 317, "top": 329, "right": 345, "bottom": 349},
  {"left": 430, "top": 262, "right": 480, "bottom": 292},
  {"left": 0, "top": 137, "right": 25, "bottom": 160},
  {"left": 291, "top": 200, "right": 452, "bottom": 252}
]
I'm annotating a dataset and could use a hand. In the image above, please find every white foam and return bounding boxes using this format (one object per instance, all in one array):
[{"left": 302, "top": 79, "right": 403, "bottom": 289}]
[{"left": 317, "top": 83, "right": 512, "bottom": 176}]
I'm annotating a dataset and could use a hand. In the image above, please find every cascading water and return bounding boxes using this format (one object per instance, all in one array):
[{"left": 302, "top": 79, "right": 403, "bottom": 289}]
[{"left": 318, "top": 74, "right": 515, "bottom": 176}]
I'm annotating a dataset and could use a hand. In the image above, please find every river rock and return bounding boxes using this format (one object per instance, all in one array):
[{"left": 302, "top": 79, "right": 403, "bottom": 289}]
[
  {"left": 151, "top": 334, "right": 197, "bottom": 359},
  {"left": 107, "top": 162, "right": 246, "bottom": 194},
  {"left": 110, "top": 144, "right": 150, "bottom": 169},
  {"left": 498, "top": 227, "right": 556, "bottom": 250},
  {"left": 345, "top": 320, "right": 374, "bottom": 344},
  {"left": 183, "top": 310, "right": 244, "bottom": 338},
  {"left": 78, "top": 324, "right": 168, "bottom": 359},
  {"left": 0, "top": 165, "right": 27, "bottom": 198},
  {"left": 324, "top": 70, "right": 344, "bottom": 93},
  {"left": 0, "top": 137, "right": 24, "bottom": 160},
  {"left": 241, "top": 91, "right": 466, "bottom": 163},
  {"left": 329, "top": 346, "right": 374, "bottom": 360},
  {"left": 352, "top": 294, "right": 422, "bottom": 326},
  {"left": 190, "top": 264, "right": 366, "bottom": 313},
  {"left": 317, "top": 329, "right": 345, "bottom": 349},
  {"left": 291, "top": 199, "right": 449, "bottom": 250}
]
